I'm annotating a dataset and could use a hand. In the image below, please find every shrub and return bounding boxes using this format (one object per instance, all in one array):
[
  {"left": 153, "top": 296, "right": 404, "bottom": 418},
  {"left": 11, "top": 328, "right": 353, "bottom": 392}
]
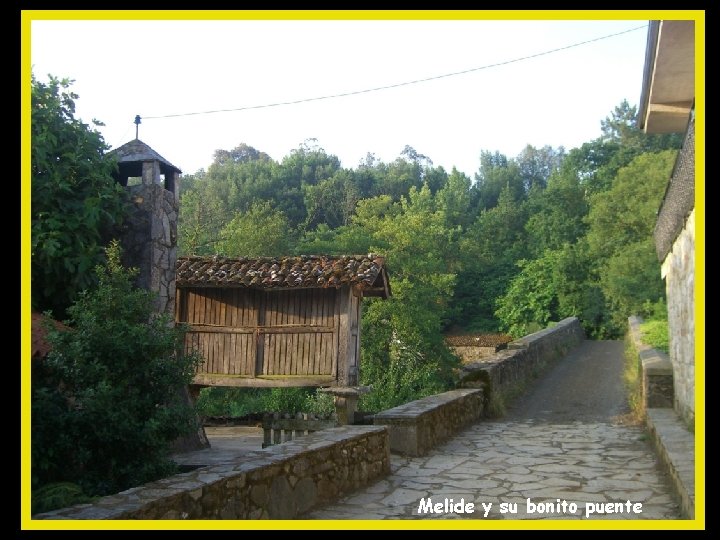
[
  {"left": 639, "top": 320, "right": 669, "bottom": 354},
  {"left": 196, "top": 387, "right": 335, "bottom": 417},
  {"left": 359, "top": 339, "right": 456, "bottom": 413},
  {"left": 32, "top": 241, "right": 203, "bottom": 500},
  {"left": 31, "top": 482, "right": 93, "bottom": 515}
]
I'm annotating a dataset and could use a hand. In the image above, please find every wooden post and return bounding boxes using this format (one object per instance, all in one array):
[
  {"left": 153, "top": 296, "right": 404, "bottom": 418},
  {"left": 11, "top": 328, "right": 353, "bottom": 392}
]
[{"left": 337, "top": 286, "right": 351, "bottom": 386}]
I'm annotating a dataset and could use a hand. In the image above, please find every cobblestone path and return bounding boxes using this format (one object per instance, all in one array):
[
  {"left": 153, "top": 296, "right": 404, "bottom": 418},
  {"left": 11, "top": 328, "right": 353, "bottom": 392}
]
[{"left": 306, "top": 342, "right": 681, "bottom": 520}]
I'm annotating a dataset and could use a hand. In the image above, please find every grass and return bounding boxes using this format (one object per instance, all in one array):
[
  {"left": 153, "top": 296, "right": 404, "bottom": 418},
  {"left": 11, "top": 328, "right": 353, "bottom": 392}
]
[
  {"left": 639, "top": 319, "right": 669, "bottom": 353},
  {"left": 622, "top": 332, "right": 644, "bottom": 424}
]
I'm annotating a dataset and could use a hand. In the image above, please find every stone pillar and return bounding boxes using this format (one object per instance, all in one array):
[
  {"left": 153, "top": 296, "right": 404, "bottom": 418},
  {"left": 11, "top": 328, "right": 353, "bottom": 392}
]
[
  {"left": 122, "top": 182, "right": 177, "bottom": 315},
  {"left": 319, "top": 386, "right": 371, "bottom": 425}
]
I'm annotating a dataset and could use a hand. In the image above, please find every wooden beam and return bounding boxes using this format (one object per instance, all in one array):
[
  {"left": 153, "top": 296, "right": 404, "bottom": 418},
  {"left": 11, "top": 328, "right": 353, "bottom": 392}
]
[
  {"left": 192, "top": 374, "right": 337, "bottom": 388},
  {"left": 187, "top": 324, "right": 335, "bottom": 334}
]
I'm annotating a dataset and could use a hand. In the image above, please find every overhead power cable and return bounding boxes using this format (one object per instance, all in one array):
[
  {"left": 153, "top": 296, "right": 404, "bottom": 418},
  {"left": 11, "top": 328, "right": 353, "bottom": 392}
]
[{"left": 142, "top": 24, "right": 646, "bottom": 121}]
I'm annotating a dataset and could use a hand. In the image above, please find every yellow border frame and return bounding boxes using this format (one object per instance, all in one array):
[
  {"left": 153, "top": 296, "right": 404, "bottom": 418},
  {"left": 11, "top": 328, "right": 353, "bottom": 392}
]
[{"left": 21, "top": 9, "right": 705, "bottom": 531}]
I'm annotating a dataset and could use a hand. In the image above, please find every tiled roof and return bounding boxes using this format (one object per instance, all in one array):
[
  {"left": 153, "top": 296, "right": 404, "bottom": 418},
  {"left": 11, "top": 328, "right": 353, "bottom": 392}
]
[{"left": 176, "top": 255, "right": 390, "bottom": 297}]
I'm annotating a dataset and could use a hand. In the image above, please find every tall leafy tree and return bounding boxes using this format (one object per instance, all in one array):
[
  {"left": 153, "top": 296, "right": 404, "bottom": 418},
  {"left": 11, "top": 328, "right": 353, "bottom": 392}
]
[
  {"left": 302, "top": 170, "right": 360, "bottom": 230},
  {"left": 437, "top": 168, "right": 474, "bottom": 230},
  {"left": 495, "top": 242, "right": 608, "bottom": 338},
  {"left": 474, "top": 150, "right": 525, "bottom": 210},
  {"left": 215, "top": 201, "right": 294, "bottom": 257},
  {"left": 359, "top": 184, "right": 461, "bottom": 411},
  {"left": 515, "top": 144, "right": 565, "bottom": 191},
  {"left": 524, "top": 165, "right": 589, "bottom": 256},
  {"left": 31, "top": 74, "right": 127, "bottom": 317},
  {"left": 585, "top": 150, "right": 677, "bottom": 327},
  {"left": 454, "top": 184, "right": 529, "bottom": 331}
]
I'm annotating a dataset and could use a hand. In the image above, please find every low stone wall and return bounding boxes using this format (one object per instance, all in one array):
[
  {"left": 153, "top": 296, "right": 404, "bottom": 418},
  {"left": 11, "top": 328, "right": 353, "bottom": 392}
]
[
  {"left": 373, "top": 389, "right": 484, "bottom": 456},
  {"left": 457, "top": 317, "right": 586, "bottom": 406},
  {"left": 628, "top": 315, "right": 674, "bottom": 409},
  {"left": 372, "top": 319, "right": 585, "bottom": 457},
  {"left": 450, "top": 345, "right": 502, "bottom": 363},
  {"left": 34, "top": 425, "right": 390, "bottom": 520},
  {"left": 627, "top": 315, "right": 694, "bottom": 519}
]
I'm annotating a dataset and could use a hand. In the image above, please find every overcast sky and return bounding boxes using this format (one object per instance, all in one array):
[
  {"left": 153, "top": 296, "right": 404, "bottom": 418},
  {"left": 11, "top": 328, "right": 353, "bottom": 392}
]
[{"left": 30, "top": 17, "right": 651, "bottom": 177}]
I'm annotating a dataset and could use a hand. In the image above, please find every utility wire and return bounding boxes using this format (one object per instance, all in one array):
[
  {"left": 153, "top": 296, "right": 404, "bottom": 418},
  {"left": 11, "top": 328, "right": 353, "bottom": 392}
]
[{"left": 143, "top": 24, "right": 646, "bottom": 121}]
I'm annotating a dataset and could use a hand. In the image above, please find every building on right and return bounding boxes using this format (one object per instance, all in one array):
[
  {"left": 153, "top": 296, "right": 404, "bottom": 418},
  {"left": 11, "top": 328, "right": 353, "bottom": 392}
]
[{"left": 638, "top": 20, "right": 697, "bottom": 428}]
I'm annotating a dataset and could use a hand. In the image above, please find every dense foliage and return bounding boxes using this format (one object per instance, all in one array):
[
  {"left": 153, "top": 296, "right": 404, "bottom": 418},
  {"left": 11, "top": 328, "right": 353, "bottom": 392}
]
[
  {"left": 31, "top": 72, "right": 680, "bottom": 438},
  {"left": 197, "top": 387, "right": 334, "bottom": 417},
  {"left": 32, "top": 242, "right": 203, "bottom": 498},
  {"left": 178, "top": 100, "right": 680, "bottom": 411},
  {"left": 31, "top": 75, "right": 127, "bottom": 318}
]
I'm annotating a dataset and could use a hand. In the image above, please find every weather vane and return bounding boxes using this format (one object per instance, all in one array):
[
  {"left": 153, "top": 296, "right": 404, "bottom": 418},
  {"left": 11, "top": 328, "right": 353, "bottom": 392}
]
[{"left": 134, "top": 115, "right": 141, "bottom": 140}]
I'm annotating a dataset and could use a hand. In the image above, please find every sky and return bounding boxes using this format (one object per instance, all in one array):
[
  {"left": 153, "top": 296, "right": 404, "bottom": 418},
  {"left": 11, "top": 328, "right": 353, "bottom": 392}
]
[{"left": 30, "top": 16, "right": 651, "bottom": 178}]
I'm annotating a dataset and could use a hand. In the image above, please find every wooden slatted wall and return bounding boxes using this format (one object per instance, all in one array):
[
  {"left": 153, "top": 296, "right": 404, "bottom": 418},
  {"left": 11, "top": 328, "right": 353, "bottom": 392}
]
[
  {"left": 177, "top": 287, "right": 338, "bottom": 379},
  {"left": 260, "top": 288, "right": 337, "bottom": 377}
]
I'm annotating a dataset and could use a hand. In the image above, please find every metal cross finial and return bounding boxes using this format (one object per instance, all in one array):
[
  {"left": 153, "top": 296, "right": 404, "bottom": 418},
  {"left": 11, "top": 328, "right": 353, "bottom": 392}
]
[{"left": 134, "top": 115, "right": 142, "bottom": 140}]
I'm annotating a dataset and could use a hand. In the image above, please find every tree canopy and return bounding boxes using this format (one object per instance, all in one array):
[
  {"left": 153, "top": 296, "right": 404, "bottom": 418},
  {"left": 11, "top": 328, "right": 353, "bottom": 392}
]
[
  {"left": 176, "top": 100, "right": 680, "bottom": 346},
  {"left": 31, "top": 74, "right": 680, "bottom": 416},
  {"left": 170, "top": 100, "right": 682, "bottom": 411},
  {"left": 31, "top": 75, "right": 127, "bottom": 318}
]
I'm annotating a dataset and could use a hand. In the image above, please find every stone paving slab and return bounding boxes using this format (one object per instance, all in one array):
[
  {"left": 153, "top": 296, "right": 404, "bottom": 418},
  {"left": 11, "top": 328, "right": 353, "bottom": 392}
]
[
  {"left": 646, "top": 408, "right": 695, "bottom": 518},
  {"left": 305, "top": 419, "right": 682, "bottom": 520}
]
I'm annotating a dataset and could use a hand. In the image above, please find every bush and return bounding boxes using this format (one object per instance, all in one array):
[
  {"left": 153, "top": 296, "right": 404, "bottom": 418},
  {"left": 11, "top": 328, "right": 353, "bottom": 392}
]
[
  {"left": 31, "top": 482, "right": 93, "bottom": 515},
  {"left": 196, "top": 387, "right": 335, "bottom": 418},
  {"left": 639, "top": 320, "right": 669, "bottom": 354},
  {"left": 32, "top": 241, "right": 203, "bottom": 501},
  {"left": 359, "top": 342, "right": 452, "bottom": 413}
]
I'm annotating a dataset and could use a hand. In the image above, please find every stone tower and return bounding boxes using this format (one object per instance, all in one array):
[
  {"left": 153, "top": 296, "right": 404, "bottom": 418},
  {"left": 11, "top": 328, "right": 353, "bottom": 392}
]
[
  {"left": 110, "top": 139, "right": 181, "bottom": 315},
  {"left": 110, "top": 139, "right": 209, "bottom": 451}
]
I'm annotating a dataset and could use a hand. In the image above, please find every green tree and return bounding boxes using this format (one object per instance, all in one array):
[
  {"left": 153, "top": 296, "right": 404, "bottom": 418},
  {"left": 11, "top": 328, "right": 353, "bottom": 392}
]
[
  {"left": 437, "top": 168, "right": 474, "bottom": 230},
  {"left": 495, "top": 242, "right": 609, "bottom": 338},
  {"left": 451, "top": 183, "right": 529, "bottom": 331},
  {"left": 474, "top": 150, "right": 525, "bottom": 210},
  {"left": 564, "top": 100, "right": 681, "bottom": 195},
  {"left": 31, "top": 74, "right": 127, "bottom": 317},
  {"left": 32, "top": 242, "right": 202, "bottom": 497},
  {"left": 524, "top": 165, "right": 589, "bottom": 256},
  {"left": 212, "top": 143, "right": 271, "bottom": 165},
  {"left": 515, "top": 144, "right": 565, "bottom": 191},
  {"left": 356, "top": 185, "right": 461, "bottom": 410},
  {"left": 302, "top": 170, "right": 360, "bottom": 230},
  {"left": 178, "top": 178, "right": 227, "bottom": 256},
  {"left": 586, "top": 150, "right": 677, "bottom": 328},
  {"left": 215, "top": 201, "right": 294, "bottom": 257},
  {"left": 494, "top": 251, "right": 559, "bottom": 337},
  {"left": 586, "top": 150, "right": 676, "bottom": 262}
]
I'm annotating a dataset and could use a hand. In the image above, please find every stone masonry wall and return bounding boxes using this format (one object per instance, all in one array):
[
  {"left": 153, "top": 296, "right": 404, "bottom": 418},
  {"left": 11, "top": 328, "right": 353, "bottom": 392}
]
[
  {"left": 34, "top": 426, "right": 389, "bottom": 520},
  {"left": 122, "top": 184, "right": 178, "bottom": 315},
  {"left": 374, "top": 389, "right": 484, "bottom": 456},
  {"left": 661, "top": 208, "right": 695, "bottom": 427},
  {"left": 449, "top": 346, "right": 500, "bottom": 363},
  {"left": 628, "top": 315, "right": 674, "bottom": 409},
  {"left": 374, "top": 318, "right": 585, "bottom": 457},
  {"left": 457, "top": 317, "right": 586, "bottom": 403}
]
